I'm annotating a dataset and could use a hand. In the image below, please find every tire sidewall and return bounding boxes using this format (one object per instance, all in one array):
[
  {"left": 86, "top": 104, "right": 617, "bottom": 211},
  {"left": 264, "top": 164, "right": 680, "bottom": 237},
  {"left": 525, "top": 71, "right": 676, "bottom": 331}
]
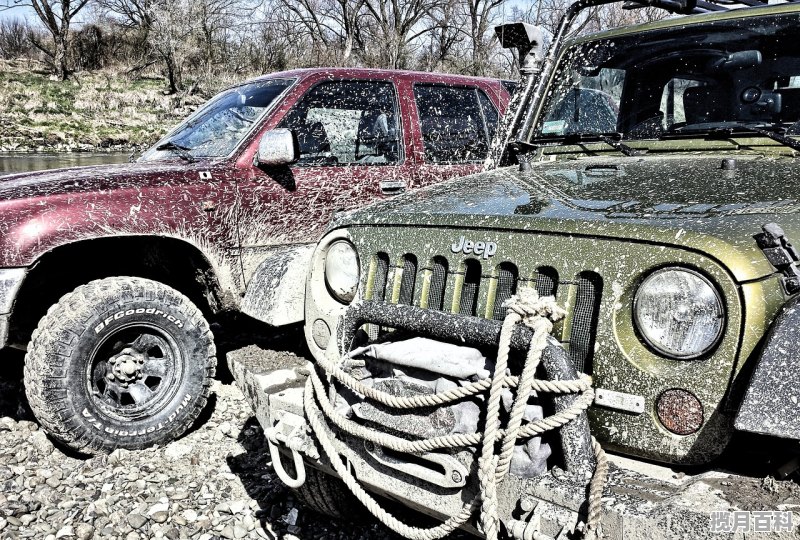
[{"left": 65, "top": 293, "right": 209, "bottom": 449}]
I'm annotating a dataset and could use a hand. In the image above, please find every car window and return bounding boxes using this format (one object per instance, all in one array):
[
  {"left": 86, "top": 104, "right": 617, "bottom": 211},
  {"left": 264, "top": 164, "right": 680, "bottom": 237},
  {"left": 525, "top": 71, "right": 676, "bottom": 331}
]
[
  {"left": 140, "top": 78, "right": 294, "bottom": 161},
  {"left": 502, "top": 80, "right": 518, "bottom": 96},
  {"left": 414, "top": 84, "right": 496, "bottom": 164},
  {"left": 541, "top": 69, "right": 623, "bottom": 137},
  {"left": 478, "top": 89, "right": 499, "bottom": 143},
  {"left": 280, "top": 80, "right": 400, "bottom": 166}
]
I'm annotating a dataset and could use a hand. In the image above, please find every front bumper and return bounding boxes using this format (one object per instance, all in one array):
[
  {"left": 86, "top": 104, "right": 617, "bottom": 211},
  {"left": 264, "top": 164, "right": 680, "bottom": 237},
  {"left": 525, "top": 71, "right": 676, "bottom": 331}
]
[
  {"left": 0, "top": 268, "right": 26, "bottom": 315},
  {"left": 230, "top": 343, "right": 800, "bottom": 539},
  {"left": 0, "top": 314, "right": 9, "bottom": 349},
  {"left": 0, "top": 268, "right": 25, "bottom": 349}
]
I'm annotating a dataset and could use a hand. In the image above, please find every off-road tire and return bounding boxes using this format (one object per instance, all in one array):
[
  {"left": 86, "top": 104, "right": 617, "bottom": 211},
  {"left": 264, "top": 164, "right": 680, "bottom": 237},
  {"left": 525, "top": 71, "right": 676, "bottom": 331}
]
[
  {"left": 24, "top": 277, "right": 216, "bottom": 455},
  {"left": 293, "top": 467, "right": 368, "bottom": 521}
]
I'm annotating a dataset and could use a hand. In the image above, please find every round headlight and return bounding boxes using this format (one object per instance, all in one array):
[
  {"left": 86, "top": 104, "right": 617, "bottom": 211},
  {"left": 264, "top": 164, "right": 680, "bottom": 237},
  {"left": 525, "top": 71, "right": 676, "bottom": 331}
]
[
  {"left": 634, "top": 268, "right": 724, "bottom": 359},
  {"left": 324, "top": 240, "right": 360, "bottom": 304}
]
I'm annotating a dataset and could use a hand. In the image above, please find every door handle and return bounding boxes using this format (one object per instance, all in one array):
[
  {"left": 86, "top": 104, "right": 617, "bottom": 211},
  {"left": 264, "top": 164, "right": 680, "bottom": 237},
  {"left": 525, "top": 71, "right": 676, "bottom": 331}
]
[{"left": 379, "top": 180, "right": 406, "bottom": 195}]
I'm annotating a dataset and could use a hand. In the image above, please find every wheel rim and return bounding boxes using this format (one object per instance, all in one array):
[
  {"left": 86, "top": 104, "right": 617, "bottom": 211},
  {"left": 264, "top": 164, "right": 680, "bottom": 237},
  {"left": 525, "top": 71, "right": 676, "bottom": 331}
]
[{"left": 86, "top": 323, "right": 184, "bottom": 421}]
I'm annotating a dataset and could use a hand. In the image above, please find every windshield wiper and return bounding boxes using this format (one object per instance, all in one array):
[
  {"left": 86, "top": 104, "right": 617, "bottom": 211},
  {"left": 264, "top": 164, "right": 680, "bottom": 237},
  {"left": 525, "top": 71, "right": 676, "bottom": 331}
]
[
  {"left": 155, "top": 140, "right": 196, "bottom": 162},
  {"left": 672, "top": 124, "right": 800, "bottom": 153},
  {"left": 525, "top": 132, "right": 643, "bottom": 157}
]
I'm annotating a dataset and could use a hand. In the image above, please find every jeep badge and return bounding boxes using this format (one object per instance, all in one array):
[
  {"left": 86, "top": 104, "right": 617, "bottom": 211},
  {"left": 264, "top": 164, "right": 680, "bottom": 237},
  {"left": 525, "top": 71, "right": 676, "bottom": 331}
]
[{"left": 451, "top": 236, "right": 497, "bottom": 259}]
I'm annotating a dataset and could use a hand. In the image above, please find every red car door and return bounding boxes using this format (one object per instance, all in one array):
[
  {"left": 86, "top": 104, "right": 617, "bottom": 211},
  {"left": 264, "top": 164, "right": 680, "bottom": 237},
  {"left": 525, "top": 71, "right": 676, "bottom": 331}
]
[{"left": 233, "top": 75, "right": 415, "bottom": 287}]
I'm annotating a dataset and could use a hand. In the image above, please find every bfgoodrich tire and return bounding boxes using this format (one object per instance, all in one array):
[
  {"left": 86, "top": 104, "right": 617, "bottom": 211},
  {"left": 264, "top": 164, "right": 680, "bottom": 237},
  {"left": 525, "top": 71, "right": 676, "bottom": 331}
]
[{"left": 24, "top": 277, "right": 216, "bottom": 454}]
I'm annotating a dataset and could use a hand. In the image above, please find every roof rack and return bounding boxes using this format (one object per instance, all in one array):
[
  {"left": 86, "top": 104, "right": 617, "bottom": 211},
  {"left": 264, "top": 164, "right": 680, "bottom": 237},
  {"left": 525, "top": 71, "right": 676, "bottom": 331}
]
[{"left": 623, "top": 0, "right": 800, "bottom": 15}]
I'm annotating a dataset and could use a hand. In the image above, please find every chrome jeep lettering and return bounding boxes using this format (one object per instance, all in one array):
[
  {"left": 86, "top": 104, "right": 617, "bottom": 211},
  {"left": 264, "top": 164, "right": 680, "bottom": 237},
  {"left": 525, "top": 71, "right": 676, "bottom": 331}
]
[{"left": 451, "top": 236, "right": 497, "bottom": 259}]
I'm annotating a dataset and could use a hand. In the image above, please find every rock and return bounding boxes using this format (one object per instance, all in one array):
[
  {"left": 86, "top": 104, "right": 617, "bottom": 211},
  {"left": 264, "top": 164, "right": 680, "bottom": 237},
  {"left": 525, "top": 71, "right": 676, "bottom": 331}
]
[
  {"left": 29, "top": 431, "right": 54, "bottom": 455},
  {"left": 163, "top": 443, "right": 193, "bottom": 460},
  {"left": 151, "top": 511, "right": 168, "bottom": 524},
  {"left": 55, "top": 525, "right": 74, "bottom": 538},
  {"left": 148, "top": 503, "right": 169, "bottom": 515},
  {"left": 46, "top": 476, "right": 61, "bottom": 488},
  {"left": 127, "top": 514, "right": 148, "bottom": 529},
  {"left": 75, "top": 524, "right": 94, "bottom": 540},
  {"left": 182, "top": 509, "right": 198, "bottom": 522},
  {"left": 220, "top": 525, "right": 235, "bottom": 539},
  {"left": 229, "top": 500, "right": 246, "bottom": 515}
]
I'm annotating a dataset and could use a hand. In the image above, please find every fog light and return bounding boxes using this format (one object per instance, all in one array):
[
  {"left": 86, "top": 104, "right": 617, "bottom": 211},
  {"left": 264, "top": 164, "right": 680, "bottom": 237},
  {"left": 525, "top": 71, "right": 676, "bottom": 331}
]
[
  {"left": 312, "top": 319, "right": 331, "bottom": 350},
  {"left": 656, "top": 389, "right": 704, "bottom": 435}
]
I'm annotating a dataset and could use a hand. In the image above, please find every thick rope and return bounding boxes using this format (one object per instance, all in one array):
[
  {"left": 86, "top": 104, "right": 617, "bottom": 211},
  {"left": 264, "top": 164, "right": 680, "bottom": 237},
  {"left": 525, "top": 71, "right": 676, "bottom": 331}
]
[
  {"left": 316, "top": 352, "right": 591, "bottom": 410},
  {"left": 584, "top": 438, "right": 609, "bottom": 539},
  {"left": 303, "top": 289, "right": 605, "bottom": 539},
  {"left": 304, "top": 376, "right": 480, "bottom": 540}
]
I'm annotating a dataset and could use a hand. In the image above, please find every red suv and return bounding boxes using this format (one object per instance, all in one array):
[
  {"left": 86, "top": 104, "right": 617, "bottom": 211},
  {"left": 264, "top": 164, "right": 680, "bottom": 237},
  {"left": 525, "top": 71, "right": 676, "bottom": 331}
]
[{"left": 0, "top": 68, "right": 512, "bottom": 454}]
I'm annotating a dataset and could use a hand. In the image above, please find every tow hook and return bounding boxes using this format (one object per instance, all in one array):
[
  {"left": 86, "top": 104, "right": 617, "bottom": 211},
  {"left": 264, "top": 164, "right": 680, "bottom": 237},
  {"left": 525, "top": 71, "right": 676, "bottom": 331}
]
[{"left": 755, "top": 223, "right": 800, "bottom": 294}]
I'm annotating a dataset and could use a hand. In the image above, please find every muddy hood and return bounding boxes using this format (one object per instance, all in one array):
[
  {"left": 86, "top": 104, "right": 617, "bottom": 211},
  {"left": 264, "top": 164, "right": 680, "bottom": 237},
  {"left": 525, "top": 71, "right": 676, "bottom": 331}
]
[
  {"left": 0, "top": 160, "right": 213, "bottom": 200},
  {"left": 338, "top": 155, "right": 800, "bottom": 282}
]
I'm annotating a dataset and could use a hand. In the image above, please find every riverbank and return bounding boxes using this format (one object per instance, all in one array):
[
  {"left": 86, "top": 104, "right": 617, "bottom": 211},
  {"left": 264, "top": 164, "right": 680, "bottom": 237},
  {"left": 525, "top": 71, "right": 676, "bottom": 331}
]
[{"left": 0, "top": 60, "right": 209, "bottom": 153}]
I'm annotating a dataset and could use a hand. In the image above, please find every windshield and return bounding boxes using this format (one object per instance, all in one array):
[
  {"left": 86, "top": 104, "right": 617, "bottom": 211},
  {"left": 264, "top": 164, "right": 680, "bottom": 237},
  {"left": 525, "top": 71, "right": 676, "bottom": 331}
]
[
  {"left": 533, "top": 13, "right": 800, "bottom": 141},
  {"left": 140, "top": 78, "right": 295, "bottom": 161}
]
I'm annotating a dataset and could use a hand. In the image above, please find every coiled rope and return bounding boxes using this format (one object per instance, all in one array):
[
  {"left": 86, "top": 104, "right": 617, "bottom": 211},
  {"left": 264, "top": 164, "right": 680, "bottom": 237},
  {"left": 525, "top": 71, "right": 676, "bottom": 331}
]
[{"left": 303, "top": 288, "right": 608, "bottom": 539}]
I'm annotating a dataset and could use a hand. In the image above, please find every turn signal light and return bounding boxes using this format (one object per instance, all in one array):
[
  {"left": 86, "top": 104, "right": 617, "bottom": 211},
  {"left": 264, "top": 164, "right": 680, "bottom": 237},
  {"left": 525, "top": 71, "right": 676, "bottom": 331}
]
[{"left": 656, "top": 389, "right": 704, "bottom": 435}]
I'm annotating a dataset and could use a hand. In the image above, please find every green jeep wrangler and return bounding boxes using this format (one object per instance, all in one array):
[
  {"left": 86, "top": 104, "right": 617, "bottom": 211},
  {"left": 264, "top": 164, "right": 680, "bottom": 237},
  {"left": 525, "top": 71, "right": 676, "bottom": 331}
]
[{"left": 233, "top": 1, "right": 800, "bottom": 538}]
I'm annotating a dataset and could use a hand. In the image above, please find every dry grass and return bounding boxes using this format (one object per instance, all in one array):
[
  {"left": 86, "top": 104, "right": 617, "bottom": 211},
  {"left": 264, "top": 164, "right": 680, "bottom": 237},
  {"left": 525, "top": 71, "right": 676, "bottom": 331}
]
[{"left": 0, "top": 60, "right": 209, "bottom": 152}]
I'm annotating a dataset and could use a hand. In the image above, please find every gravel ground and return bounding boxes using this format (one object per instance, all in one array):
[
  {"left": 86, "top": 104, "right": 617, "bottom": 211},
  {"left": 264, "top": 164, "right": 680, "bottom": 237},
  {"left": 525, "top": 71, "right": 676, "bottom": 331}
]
[{"left": 0, "top": 338, "right": 404, "bottom": 540}]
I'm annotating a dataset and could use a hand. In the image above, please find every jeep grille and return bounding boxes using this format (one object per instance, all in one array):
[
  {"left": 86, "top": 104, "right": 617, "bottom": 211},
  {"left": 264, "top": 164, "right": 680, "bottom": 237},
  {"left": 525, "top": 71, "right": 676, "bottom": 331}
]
[{"left": 364, "top": 252, "right": 603, "bottom": 375}]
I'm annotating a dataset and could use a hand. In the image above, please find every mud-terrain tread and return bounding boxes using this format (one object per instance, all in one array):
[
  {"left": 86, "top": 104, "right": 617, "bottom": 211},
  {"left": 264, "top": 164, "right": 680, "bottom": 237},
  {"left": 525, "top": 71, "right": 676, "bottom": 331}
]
[
  {"left": 294, "top": 467, "right": 368, "bottom": 521},
  {"left": 24, "top": 276, "right": 216, "bottom": 455}
]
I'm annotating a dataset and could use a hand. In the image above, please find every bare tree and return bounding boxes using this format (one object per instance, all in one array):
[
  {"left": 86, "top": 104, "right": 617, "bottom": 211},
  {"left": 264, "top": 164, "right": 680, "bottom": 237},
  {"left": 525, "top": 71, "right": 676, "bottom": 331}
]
[
  {"left": 0, "top": 0, "right": 92, "bottom": 79},
  {"left": 361, "top": 0, "right": 438, "bottom": 69},
  {"left": 463, "top": 0, "right": 505, "bottom": 76},
  {"left": 419, "top": 0, "right": 465, "bottom": 72},
  {"left": 280, "top": 0, "right": 366, "bottom": 64},
  {"left": 0, "top": 17, "right": 32, "bottom": 59}
]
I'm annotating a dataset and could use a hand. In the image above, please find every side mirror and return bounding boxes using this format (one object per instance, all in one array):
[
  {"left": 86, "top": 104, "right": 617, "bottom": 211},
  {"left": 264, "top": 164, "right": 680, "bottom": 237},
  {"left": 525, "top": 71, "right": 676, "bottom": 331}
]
[
  {"left": 255, "top": 128, "right": 299, "bottom": 167},
  {"left": 495, "top": 22, "right": 552, "bottom": 76}
]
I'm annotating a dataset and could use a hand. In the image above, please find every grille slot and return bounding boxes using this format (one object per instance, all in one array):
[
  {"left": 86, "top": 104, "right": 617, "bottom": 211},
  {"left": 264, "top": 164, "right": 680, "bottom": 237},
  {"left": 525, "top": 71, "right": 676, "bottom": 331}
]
[
  {"left": 459, "top": 260, "right": 481, "bottom": 316},
  {"left": 398, "top": 255, "right": 418, "bottom": 305},
  {"left": 492, "top": 263, "right": 519, "bottom": 320},
  {"left": 429, "top": 257, "right": 448, "bottom": 311},
  {"left": 568, "top": 272, "right": 603, "bottom": 374},
  {"left": 371, "top": 253, "right": 390, "bottom": 301},
  {"left": 365, "top": 250, "right": 600, "bottom": 375},
  {"left": 535, "top": 266, "right": 558, "bottom": 297}
]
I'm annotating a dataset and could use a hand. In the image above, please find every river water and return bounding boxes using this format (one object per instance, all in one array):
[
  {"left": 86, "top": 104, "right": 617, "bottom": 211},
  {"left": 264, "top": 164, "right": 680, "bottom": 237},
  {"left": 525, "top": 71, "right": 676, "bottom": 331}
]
[{"left": 0, "top": 152, "right": 131, "bottom": 177}]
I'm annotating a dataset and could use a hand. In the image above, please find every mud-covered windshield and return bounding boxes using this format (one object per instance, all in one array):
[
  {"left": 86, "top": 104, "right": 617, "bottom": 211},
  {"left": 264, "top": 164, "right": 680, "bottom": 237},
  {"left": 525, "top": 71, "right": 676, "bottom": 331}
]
[
  {"left": 533, "top": 13, "right": 800, "bottom": 142},
  {"left": 140, "top": 78, "right": 294, "bottom": 161}
]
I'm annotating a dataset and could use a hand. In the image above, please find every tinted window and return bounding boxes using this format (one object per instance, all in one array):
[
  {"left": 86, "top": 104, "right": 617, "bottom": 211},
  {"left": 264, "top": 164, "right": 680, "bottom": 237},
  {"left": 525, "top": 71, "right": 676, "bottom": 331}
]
[
  {"left": 502, "top": 80, "right": 518, "bottom": 95},
  {"left": 535, "top": 13, "right": 800, "bottom": 140},
  {"left": 414, "top": 85, "right": 496, "bottom": 163},
  {"left": 280, "top": 80, "right": 400, "bottom": 166},
  {"left": 478, "top": 90, "right": 499, "bottom": 143}
]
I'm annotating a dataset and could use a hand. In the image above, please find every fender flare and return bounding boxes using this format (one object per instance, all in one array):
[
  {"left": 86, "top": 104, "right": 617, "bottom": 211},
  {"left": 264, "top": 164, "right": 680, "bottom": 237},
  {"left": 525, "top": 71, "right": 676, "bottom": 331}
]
[
  {"left": 735, "top": 294, "right": 800, "bottom": 439},
  {"left": 241, "top": 243, "right": 315, "bottom": 326}
]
